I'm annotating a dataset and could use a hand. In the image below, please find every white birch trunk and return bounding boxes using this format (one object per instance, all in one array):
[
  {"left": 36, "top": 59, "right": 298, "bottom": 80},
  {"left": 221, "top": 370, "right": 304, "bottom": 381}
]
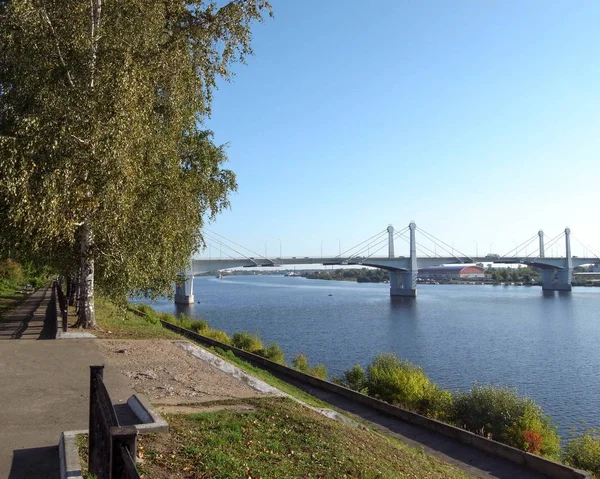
[{"left": 78, "top": 223, "right": 96, "bottom": 328}]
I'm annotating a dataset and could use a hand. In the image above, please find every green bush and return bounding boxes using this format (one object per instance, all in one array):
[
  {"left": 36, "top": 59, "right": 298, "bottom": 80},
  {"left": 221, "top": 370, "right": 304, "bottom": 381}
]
[
  {"left": 190, "top": 319, "right": 209, "bottom": 333},
  {"left": 292, "top": 353, "right": 310, "bottom": 373},
  {"left": 335, "top": 364, "right": 368, "bottom": 394},
  {"left": 141, "top": 313, "right": 160, "bottom": 325},
  {"left": 158, "top": 312, "right": 177, "bottom": 324},
  {"left": 366, "top": 353, "right": 433, "bottom": 410},
  {"left": 292, "top": 353, "right": 328, "bottom": 380},
  {"left": 136, "top": 303, "right": 154, "bottom": 315},
  {"left": 203, "top": 328, "right": 231, "bottom": 345},
  {"left": 0, "top": 259, "right": 24, "bottom": 284},
  {"left": 563, "top": 429, "right": 600, "bottom": 476},
  {"left": 29, "top": 277, "right": 45, "bottom": 288},
  {"left": 453, "top": 385, "right": 560, "bottom": 458},
  {"left": 258, "top": 343, "right": 285, "bottom": 364},
  {"left": 418, "top": 385, "right": 454, "bottom": 421},
  {"left": 311, "top": 364, "right": 328, "bottom": 380},
  {"left": 232, "top": 331, "right": 264, "bottom": 353}
]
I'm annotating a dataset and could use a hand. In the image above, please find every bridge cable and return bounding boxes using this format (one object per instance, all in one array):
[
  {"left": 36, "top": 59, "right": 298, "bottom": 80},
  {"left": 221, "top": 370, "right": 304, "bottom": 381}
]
[
  {"left": 571, "top": 234, "right": 600, "bottom": 259},
  {"left": 203, "top": 232, "right": 255, "bottom": 261},
  {"left": 203, "top": 240, "right": 238, "bottom": 261},
  {"left": 417, "top": 228, "right": 471, "bottom": 262},
  {"left": 500, "top": 233, "right": 538, "bottom": 258},
  {"left": 395, "top": 233, "right": 436, "bottom": 258},
  {"left": 336, "top": 229, "right": 389, "bottom": 259},
  {"left": 347, "top": 228, "right": 411, "bottom": 260},
  {"left": 204, "top": 229, "right": 273, "bottom": 263},
  {"left": 349, "top": 234, "right": 392, "bottom": 260},
  {"left": 500, "top": 233, "right": 539, "bottom": 259}
]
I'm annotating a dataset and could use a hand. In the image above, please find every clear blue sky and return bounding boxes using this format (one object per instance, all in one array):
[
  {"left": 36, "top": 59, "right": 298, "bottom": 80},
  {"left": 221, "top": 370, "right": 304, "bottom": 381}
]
[{"left": 200, "top": 0, "right": 600, "bottom": 260}]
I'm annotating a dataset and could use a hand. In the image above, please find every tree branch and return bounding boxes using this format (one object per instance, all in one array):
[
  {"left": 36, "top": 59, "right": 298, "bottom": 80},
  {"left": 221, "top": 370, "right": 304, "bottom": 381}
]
[{"left": 38, "top": 7, "right": 75, "bottom": 87}]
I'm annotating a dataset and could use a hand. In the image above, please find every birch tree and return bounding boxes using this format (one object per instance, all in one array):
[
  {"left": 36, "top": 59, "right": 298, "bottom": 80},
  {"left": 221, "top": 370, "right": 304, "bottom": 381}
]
[{"left": 0, "top": 0, "right": 271, "bottom": 327}]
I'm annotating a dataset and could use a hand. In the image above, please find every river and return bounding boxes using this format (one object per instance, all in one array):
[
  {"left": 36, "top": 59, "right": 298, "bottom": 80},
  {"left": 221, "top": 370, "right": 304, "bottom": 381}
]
[{"left": 143, "top": 275, "right": 600, "bottom": 437}]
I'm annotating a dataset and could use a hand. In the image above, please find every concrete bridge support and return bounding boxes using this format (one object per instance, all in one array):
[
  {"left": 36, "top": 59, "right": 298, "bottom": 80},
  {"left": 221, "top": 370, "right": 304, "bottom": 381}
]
[
  {"left": 541, "top": 228, "right": 573, "bottom": 292},
  {"left": 175, "top": 261, "right": 194, "bottom": 304},
  {"left": 390, "top": 222, "right": 418, "bottom": 297}
]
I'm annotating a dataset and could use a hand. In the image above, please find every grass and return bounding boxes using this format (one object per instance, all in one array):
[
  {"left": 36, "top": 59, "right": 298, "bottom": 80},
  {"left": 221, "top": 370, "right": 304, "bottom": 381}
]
[
  {"left": 91, "top": 298, "right": 180, "bottom": 340},
  {"left": 209, "top": 347, "right": 331, "bottom": 409},
  {"left": 77, "top": 397, "right": 474, "bottom": 479},
  {"left": 0, "top": 280, "right": 29, "bottom": 319}
]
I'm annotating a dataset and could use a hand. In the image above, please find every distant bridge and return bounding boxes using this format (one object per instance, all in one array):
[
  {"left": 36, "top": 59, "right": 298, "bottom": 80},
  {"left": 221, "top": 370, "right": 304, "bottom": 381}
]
[{"left": 175, "top": 223, "right": 599, "bottom": 303}]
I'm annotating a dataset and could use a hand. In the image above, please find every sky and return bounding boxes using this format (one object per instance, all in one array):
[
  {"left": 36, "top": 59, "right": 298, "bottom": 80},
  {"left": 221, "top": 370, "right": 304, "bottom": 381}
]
[{"left": 199, "top": 0, "right": 600, "bottom": 261}]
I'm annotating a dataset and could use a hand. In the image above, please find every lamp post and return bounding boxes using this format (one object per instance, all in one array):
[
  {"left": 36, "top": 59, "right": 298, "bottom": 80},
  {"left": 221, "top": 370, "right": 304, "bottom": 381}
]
[
  {"left": 475, "top": 241, "right": 478, "bottom": 258},
  {"left": 279, "top": 239, "right": 282, "bottom": 259},
  {"left": 320, "top": 241, "right": 323, "bottom": 259},
  {"left": 265, "top": 241, "right": 268, "bottom": 258},
  {"left": 338, "top": 239, "right": 341, "bottom": 256}
]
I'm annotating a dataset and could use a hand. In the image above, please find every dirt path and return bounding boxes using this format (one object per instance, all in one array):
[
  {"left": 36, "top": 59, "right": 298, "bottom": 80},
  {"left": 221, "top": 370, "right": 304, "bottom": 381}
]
[{"left": 95, "top": 339, "right": 270, "bottom": 405}]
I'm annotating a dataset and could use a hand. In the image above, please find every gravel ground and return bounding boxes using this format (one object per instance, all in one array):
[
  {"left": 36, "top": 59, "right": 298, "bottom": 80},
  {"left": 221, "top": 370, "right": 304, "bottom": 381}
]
[{"left": 95, "top": 339, "right": 269, "bottom": 405}]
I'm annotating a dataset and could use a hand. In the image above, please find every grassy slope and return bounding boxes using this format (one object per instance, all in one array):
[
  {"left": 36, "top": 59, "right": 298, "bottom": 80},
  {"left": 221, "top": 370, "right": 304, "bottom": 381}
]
[
  {"left": 92, "top": 299, "right": 476, "bottom": 478},
  {"left": 139, "top": 397, "right": 473, "bottom": 479},
  {"left": 79, "top": 398, "right": 472, "bottom": 479}
]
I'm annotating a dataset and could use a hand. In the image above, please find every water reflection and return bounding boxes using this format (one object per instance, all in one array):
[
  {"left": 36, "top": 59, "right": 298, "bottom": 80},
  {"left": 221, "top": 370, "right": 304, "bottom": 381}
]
[{"left": 389, "top": 296, "right": 417, "bottom": 311}]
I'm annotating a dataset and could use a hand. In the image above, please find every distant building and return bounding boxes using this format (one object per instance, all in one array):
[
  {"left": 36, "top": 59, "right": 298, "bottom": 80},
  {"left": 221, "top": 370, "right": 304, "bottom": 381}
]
[{"left": 418, "top": 265, "right": 485, "bottom": 280}]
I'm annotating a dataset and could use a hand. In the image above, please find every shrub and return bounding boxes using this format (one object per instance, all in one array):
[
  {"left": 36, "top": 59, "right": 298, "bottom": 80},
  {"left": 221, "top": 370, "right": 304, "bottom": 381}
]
[
  {"left": 202, "top": 328, "right": 231, "bottom": 345},
  {"left": 563, "top": 429, "right": 600, "bottom": 476},
  {"left": 311, "top": 364, "right": 328, "bottom": 380},
  {"left": 335, "top": 364, "right": 368, "bottom": 394},
  {"left": 366, "top": 353, "right": 432, "bottom": 410},
  {"left": 0, "top": 259, "right": 24, "bottom": 284},
  {"left": 190, "top": 319, "right": 209, "bottom": 333},
  {"left": 232, "top": 331, "right": 264, "bottom": 353},
  {"left": 258, "top": 342, "right": 285, "bottom": 364},
  {"left": 158, "top": 312, "right": 177, "bottom": 324},
  {"left": 418, "top": 384, "right": 454, "bottom": 421},
  {"left": 292, "top": 353, "right": 328, "bottom": 379},
  {"left": 30, "top": 277, "right": 45, "bottom": 288},
  {"left": 176, "top": 313, "right": 194, "bottom": 330},
  {"left": 453, "top": 385, "right": 560, "bottom": 457},
  {"left": 136, "top": 303, "right": 154, "bottom": 315},
  {"left": 292, "top": 353, "right": 310, "bottom": 373}
]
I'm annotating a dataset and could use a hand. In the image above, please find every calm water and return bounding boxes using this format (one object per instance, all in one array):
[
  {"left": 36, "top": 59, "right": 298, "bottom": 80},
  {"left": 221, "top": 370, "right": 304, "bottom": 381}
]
[{"left": 144, "top": 275, "right": 600, "bottom": 437}]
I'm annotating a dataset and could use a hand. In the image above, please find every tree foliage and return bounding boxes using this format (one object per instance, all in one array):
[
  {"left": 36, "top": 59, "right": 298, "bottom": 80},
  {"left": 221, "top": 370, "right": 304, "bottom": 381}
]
[{"left": 0, "top": 1, "right": 271, "bottom": 325}]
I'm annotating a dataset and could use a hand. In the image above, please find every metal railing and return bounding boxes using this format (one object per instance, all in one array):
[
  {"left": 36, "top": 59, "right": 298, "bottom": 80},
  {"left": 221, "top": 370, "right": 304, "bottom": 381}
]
[
  {"left": 54, "top": 280, "right": 68, "bottom": 332},
  {"left": 89, "top": 366, "right": 140, "bottom": 479}
]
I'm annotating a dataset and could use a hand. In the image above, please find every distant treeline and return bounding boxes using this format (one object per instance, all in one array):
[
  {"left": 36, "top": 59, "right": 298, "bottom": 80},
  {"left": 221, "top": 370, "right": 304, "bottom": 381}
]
[
  {"left": 302, "top": 268, "right": 388, "bottom": 283},
  {"left": 488, "top": 266, "right": 540, "bottom": 283}
]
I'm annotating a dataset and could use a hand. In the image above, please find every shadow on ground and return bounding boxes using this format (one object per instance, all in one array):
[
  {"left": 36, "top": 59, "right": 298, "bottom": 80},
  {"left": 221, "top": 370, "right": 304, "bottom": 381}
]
[{"left": 9, "top": 446, "right": 59, "bottom": 479}]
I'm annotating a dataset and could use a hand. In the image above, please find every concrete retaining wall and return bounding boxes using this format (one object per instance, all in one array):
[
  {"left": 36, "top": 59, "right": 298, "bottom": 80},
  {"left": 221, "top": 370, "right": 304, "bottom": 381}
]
[{"left": 161, "top": 320, "right": 591, "bottom": 479}]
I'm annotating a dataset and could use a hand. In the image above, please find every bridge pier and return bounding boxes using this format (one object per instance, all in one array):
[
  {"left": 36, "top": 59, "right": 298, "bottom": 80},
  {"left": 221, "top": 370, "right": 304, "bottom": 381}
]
[
  {"left": 390, "top": 271, "right": 417, "bottom": 297},
  {"left": 174, "top": 262, "right": 194, "bottom": 304},
  {"left": 540, "top": 228, "right": 573, "bottom": 292},
  {"left": 389, "top": 222, "right": 418, "bottom": 298}
]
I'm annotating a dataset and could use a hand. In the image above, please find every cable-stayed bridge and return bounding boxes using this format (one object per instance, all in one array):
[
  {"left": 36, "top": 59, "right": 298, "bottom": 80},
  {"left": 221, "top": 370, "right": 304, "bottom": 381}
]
[{"left": 175, "top": 223, "right": 600, "bottom": 303}]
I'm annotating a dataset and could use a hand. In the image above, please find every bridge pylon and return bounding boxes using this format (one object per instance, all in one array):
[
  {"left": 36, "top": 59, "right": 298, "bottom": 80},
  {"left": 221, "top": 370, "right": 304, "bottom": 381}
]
[
  {"left": 175, "top": 259, "right": 195, "bottom": 304},
  {"left": 540, "top": 228, "right": 573, "bottom": 292},
  {"left": 389, "top": 222, "right": 417, "bottom": 297}
]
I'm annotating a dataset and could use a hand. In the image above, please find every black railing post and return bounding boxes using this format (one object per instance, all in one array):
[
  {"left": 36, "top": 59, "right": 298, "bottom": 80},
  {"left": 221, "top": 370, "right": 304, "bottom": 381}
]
[
  {"left": 89, "top": 365, "right": 105, "bottom": 478},
  {"left": 111, "top": 426, "right": 140, "bottom": 479}
]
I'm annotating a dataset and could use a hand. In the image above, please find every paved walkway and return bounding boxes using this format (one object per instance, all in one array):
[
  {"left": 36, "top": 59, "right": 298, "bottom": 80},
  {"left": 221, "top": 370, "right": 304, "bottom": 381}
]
[{"left": 0, "top": 287, "right": 135, "bottom": 479}]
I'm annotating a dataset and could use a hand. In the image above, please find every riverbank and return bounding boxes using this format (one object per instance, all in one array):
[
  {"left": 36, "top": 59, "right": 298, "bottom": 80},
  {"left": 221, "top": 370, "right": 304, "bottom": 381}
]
[
  {"left": 117, "top": 302, "right": 596, "bottom": 477},
  {"left": 90, "top": 298, "right": 480, "bottom": 478}
]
